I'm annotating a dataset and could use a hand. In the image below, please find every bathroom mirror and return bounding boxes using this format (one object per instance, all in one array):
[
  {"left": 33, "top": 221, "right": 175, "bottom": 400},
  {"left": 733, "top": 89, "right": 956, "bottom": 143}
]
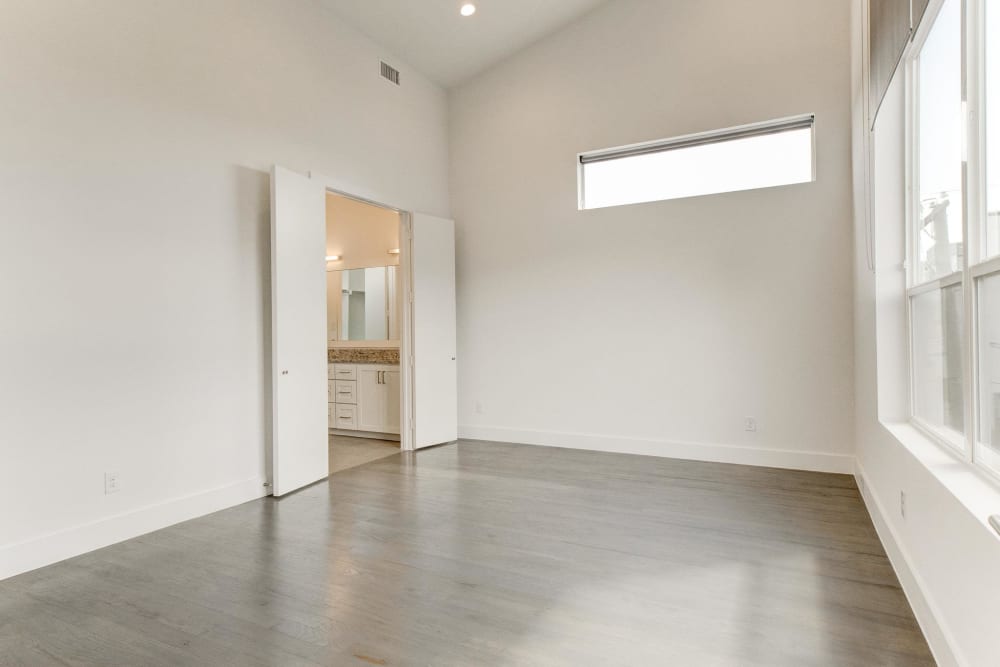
[{"left": 331, "top": 266, "right": 399, "bottom": 342}]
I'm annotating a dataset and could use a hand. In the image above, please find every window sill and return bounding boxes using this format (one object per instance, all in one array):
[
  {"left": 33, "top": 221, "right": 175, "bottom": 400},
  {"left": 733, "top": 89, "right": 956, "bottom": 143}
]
[{"left": 881, "top": 421, "right": 1000, "bottom": 538}]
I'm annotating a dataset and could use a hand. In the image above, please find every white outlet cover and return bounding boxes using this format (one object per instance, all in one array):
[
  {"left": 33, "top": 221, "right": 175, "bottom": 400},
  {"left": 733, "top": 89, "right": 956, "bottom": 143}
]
[{"left": 105, "top": 472, "right": 120, "bottom": 494}]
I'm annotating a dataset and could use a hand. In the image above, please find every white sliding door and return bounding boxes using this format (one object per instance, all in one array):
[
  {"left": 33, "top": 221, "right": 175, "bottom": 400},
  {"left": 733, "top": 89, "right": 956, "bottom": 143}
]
[
  {"left": 270, "top": 165, "right": 328, "bottom": 495},
  {"left": 410, "top": 213, "right": 458, "bottom": 448}
]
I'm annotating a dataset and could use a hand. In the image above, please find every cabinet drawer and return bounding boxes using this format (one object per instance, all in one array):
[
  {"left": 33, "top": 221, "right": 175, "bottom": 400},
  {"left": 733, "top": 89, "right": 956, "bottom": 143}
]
[
  {"left": 334, "top": 380, "right": 357, "bottom": 404},
  {"left": 332, "top": 404, "right": 357, "bottom": 430},
  {"left": 331, "top": 364, "right": 357, "bottom": 381}
]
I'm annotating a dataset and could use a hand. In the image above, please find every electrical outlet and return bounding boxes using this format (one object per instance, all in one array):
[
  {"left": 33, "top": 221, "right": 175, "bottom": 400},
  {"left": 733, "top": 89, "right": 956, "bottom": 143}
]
[
  {"left": 475, "top": 401, "right": 484, "bottom": 415},
  {"left": 744, "top": 417, "right": 758, "bottom": 432},
  {"left": 105, "top": 472, "right": 120, "bottom": 495},
  {"left": 900, "top": 490, "right": 906, "bottom": 519}
]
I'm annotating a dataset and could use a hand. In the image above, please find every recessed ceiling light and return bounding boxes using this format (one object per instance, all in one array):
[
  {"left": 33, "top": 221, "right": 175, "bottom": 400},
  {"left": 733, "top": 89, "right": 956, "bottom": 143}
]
[{"left": 460, "top": 3, "right": 476, "bottom": 17}]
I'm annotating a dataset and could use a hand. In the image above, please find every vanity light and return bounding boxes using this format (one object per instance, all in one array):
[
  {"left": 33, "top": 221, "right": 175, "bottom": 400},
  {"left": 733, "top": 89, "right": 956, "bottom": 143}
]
[
  {"left": 326, "top": 255, "right": 342, "bottom": 261},
  {"left": 460, "top": 3, "right": 476, "bottom": 17},
  {"left": 387, "top": 248, "right": 401, "bottom": 255}
]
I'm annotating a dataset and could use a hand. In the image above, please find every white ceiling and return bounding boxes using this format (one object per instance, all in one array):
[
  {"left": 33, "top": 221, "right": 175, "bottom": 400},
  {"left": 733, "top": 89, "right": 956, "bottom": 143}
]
[{"left": 320, "top": 0, "right": 609, "bottom": 88}]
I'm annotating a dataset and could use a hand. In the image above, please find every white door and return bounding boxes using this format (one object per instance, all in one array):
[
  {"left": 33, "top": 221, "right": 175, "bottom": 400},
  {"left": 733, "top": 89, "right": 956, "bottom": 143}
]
[
  {"left": 270, "top": 165, "right": 328, "bottom": 496},
  {"left": 357, "top": 367, "right": 385, "bottom": 433},
  {"left": 411, "top": 214, "right": 458, "bottom": 448}
]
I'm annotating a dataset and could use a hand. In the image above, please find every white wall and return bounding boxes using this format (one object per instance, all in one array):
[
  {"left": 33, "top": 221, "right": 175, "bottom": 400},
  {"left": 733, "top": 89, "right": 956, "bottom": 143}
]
[
  {"left": 449, "top": 0, "right": 856, "bottom": 472},
  {"left": 326, "top": 194, "right": 401, "bottom": 272},
  {"left": 850, "top": 2, "right": 1000, "bottom": 666},
  {"left": 0, "top": 0, "right": 449, "bottom": 579}
]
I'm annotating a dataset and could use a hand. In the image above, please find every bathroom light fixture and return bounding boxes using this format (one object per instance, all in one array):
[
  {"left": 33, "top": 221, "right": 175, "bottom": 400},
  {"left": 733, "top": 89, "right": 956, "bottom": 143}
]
[
  {"left": 326, "top": 255, "right": 342, "bottom": 261},
  {"left": 387, "top": 248, "right": 401, "bottom": 255},
  {"left": 460, "top": 3, "right": 476, "bottom": 17}
]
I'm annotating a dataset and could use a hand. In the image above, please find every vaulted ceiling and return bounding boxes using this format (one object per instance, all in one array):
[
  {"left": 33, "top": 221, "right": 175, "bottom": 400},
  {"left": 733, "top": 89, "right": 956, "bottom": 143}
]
[{"left": 320, "top": 0, "right": 609, "bottom": 87}]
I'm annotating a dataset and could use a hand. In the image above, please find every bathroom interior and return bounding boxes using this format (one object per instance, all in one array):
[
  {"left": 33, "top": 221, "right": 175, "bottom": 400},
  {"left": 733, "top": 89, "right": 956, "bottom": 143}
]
[{"left": 325, "top": 192, "right": 403, "bottom": 473}]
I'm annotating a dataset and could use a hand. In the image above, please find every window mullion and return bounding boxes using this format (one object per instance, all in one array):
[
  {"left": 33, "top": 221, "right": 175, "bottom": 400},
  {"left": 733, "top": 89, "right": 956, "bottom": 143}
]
[{"left": 962, "top": 0, "right": 986, "bottom": 463}]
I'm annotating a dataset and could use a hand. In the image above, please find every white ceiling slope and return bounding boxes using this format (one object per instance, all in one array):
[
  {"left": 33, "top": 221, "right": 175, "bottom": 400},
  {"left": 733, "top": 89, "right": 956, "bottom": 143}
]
[{"left": 320, "top": 0, "right": 609, "bottom": 88}]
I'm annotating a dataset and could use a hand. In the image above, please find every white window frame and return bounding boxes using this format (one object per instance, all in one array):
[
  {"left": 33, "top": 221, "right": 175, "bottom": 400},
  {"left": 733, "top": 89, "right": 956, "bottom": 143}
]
[{"left": 905, "top": 0, "right": 1000, "bottom": 484}]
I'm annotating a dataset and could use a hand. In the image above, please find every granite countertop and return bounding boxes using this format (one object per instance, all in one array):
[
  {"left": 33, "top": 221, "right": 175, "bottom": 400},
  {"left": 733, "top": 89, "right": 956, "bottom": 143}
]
[{"left": 328, "top": 348, "right": 400, "bottom": 365}]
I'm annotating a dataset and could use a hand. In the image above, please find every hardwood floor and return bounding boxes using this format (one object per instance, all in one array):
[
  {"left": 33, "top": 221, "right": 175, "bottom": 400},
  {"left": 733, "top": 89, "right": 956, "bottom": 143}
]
[
  {"left": 0, "top": 441, "right": 934, "bottom": 666},
  {"left": 329, "top": 434, "right": 399, "bottom": 474}
]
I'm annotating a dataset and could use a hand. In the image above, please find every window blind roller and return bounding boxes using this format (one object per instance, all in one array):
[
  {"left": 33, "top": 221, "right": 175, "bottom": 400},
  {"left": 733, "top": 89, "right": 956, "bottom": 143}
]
[
  {"left": 911, "top": 0, "right": 930, "bottom": 30},
  {"left": 869, "top": 0, "right": 932, "bottom": 124},
  {"left": 578, "top": 115, "right": 814, "bottom": 165},
  {"left": 869, "top": 0, "right": 912, "bottom": 122}
]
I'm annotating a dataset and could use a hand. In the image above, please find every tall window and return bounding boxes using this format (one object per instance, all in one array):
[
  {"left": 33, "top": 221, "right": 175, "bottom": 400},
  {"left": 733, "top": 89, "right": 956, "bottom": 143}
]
[
  {"left": 975, "top": 0, "right": 1000, "bottom": 474},
  {"left": 909, "top": 0, "right": 965, "bottom": 448},
  {"left": 908, "top": 0, "right": 1000, "bottom": 479},
  {"left": 985, "top": 0, "right": 1000, "bottom": 255}
]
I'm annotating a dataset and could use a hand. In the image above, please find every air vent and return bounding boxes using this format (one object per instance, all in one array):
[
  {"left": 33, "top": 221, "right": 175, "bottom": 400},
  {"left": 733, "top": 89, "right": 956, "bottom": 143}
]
[{"left": 380, "top": 61, "right": 400, "bottom": 86}]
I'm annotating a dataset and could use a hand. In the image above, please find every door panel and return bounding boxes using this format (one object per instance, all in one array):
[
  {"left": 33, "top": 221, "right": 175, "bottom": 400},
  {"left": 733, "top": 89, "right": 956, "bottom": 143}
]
[
  {"left": 411, "top": 214, "right": 458, "bottom": 448},
  {"left": 270, "top": 165, "right": 328, "bottom": 496}
]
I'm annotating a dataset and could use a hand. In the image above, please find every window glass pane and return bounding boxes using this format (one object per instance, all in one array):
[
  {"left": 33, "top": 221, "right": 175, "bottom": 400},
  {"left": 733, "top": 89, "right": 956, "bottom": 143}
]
[
  {"left": 941, "top": 284, "right": 965, "bottom": 432},
  {"left": 915, "top": 0, "right": 964, "bottom": 282},
  {"left": 580, "top": 126, "right": 813, "bottom": 210},
  {"left": 977, "top": 274, "right": 1000, "bottom": 473},
  {"left": 987, "top": 0, "right": 1000, "bottom": 256},
  {"left": 912, "top": 287, "right": 965, "bottom": 442}
]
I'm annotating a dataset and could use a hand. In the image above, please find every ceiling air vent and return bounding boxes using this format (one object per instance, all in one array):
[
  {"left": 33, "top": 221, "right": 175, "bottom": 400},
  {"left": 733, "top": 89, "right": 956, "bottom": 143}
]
[{"left": 380, "top": 61, "right": 400, "bottom": 86}]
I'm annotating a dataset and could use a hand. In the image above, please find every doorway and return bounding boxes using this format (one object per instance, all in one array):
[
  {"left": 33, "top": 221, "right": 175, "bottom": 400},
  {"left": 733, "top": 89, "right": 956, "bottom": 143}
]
[
  {"left": 270, "top": 165, "right": 458, "bottom": 497},
  {"left": 325, "top": 193, "right": 403, "bottom": 473}
]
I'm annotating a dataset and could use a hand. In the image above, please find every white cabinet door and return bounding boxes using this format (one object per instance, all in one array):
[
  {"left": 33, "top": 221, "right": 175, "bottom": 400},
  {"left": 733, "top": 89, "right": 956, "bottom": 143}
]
[
  {"left": 355, "top": 366, "right": 400, "bottom": 434},
  {"left": 357, "top": 367, "right": 385, "bottom": 433},
  {"left": 270, "top": 165, "right": 328, "bottom": 496},
  {"left": 384, "top": 369, "right": 401, "bottom": 434}
]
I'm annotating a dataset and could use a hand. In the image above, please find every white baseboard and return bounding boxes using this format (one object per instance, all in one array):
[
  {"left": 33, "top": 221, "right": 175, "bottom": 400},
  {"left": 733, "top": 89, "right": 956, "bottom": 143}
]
[
  {"left": 458, "top": 425, "right": 855, "bottom": 474},
  {"left": 855, "top": 464, "right": 963, "bottom": 667},
  {"left": 0, "top": 476, "right": 269, "bottom": 582}
]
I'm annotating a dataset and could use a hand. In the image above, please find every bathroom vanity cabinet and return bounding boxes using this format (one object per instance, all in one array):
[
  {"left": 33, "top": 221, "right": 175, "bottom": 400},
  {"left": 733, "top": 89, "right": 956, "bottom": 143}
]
[{"left": 328, "top": 363, "right": 401, "bottom": 436}]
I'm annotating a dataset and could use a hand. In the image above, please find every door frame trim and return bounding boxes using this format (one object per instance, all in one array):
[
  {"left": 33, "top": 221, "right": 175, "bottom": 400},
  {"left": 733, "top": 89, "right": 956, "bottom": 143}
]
[{"left": 308, "top": 172, "right": 415, "bottom": 451}]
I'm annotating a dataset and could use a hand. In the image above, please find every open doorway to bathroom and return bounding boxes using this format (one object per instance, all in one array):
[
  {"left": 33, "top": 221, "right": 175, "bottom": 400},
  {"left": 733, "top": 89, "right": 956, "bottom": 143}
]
[{"left": 325, "top": 193, "right": 402, "bottom": 473}]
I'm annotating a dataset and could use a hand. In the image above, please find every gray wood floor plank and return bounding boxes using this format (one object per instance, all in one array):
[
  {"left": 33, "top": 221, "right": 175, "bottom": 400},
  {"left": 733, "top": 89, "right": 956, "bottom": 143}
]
[{"left": 0, "top": 441, "right": 934, "bottom": 666}]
